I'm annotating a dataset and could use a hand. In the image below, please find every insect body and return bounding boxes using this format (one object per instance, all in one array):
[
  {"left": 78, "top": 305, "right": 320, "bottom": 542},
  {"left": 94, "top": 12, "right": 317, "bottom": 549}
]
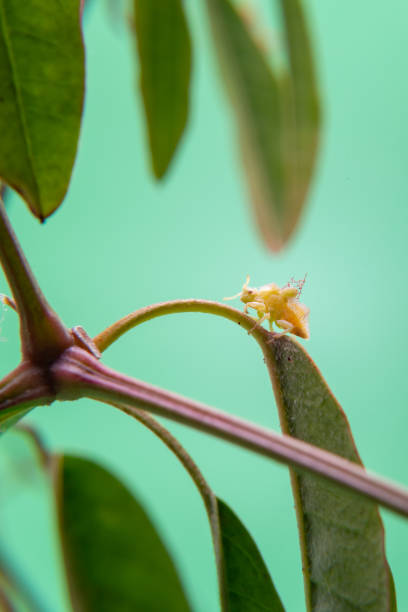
[{"left": 224, "top": 276, "right": 310, "bottom": 339}]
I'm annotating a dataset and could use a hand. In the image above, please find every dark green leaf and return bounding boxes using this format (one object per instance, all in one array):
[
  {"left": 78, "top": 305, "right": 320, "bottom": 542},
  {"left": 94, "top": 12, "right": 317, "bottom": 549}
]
[
  {"left": 205, "top": 0, "right": 320, "bottom": 251},
  {"left": 217, "top": 498, "right": 285, "bottom": 612},
  {"left": 54, "top": 454, "right": 191, "bottom": 612},
  {"left": 133, "top": 0, "right": 191, "bottom": 178},
  {"left": 264, "top": 335, "right": 396, "bottom": 612},
  {"left": 0, "top": 0, "right": 85, "bottom": 220},
  {"left": 0, "top": 180, "right": 8, "bottom": 204}
]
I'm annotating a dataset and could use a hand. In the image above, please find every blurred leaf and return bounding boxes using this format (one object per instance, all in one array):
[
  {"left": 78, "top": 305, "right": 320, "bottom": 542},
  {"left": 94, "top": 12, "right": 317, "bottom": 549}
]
[
  {"left": 0, "top": 0, "right": 85, "bottom": 220},
  {"left": 216, "top": 498, "right": 285, "bottom": 611},
  {"left": 54, "top": 454, "right": 192, "bottom": 612},
  {"left": 115, "top": 406, "right": 285, "bottom": 611},
  {"left": 0, "top": 407, "right": 31, "bottom": 435},
  {"left": 279, "top": 0, "right": 320, "bottom": 242},
  {"left": 133, "top": 0, "right": 192, "bottom": 178},
  {"left": 205, "top": 0, "right": 320, "bottom": 251},
  {"left": 206, "top": 0, "right": 283, "bottom": 250},
  {"left": 264, "top": 335, "right": 396, "bottom": 611}
]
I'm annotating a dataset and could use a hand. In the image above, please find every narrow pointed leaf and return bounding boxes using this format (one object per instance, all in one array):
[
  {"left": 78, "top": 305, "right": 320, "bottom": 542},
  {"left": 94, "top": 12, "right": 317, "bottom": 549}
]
[
  {"left": 216, "top": 497, "right": 285, "bottom": 611},
  {"left": 110, "top": 404, "right": 285, "bottom": 611},
  {"left": 279, "top": 0, "right": 320, "bottom": 241},
  {"left": 205, "top": 0, "right": 320, "bottom": 251},
  {"left": 54, "top": 454, "right": 191, "bottom": 612},
  {"left": 133, "top": 0, "right": 192, "bottom": 178},
  {"left": 0, "top": 0, "right": 85, "bottom": 219},
  {"left": 264, "top": 335, "right": 396, "bottom": 612},
  {"left": 206, "top": 0, "right": 284, "bottom": 250}
]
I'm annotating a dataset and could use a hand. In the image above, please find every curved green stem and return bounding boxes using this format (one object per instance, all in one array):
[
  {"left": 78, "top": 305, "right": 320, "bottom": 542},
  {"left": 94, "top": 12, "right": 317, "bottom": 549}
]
[
  {"left": 15, "top": 424, "right": 51, "bottom": 469},
  {"left": 107, "top": 401, "right": 228, "bottom": 609},
  {"left": 112, "top": 402, "right": 216, "bottom": 515},
  {"left": 93, "top": 299, "right": 270, "bottom": 353},
  {"left": 0, "top": 200, "right": 72, "bottom": 364}
]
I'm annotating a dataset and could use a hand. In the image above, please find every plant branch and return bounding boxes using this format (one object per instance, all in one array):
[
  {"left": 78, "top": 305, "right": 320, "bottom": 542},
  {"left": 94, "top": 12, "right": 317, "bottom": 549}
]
[
  {"left": 0, "top": 362, "right": 55, "bottom": 428},
  {"left": 93, "top": 299, "right": 268, "bottom": 352},
  {"left": 52, "top": 347, "right": 408, "bottom": 518},
  {"left": 0, "top": 199, "right": 72, "bottom": 363}
]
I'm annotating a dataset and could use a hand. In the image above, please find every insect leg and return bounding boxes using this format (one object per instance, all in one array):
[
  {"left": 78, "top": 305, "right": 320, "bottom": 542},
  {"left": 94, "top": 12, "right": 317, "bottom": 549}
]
[
  {"left": 265, "top": 320, "right": 293, "bottom": 343},
  {"left": 248, "top": 312, "right": 270, "bottom": 334},
  {"left": 246, "top": 301, "right": 264, "bottom": 312},
  {"left": 275, "top": 319, "right": 294, "bottom": 337}
]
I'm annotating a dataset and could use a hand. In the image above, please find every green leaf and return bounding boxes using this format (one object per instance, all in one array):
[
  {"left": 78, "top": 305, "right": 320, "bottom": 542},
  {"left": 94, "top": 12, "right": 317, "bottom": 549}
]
[
  {"left": 0, "top": 407, "right": 30, "bottom": 434},
  {"left": 205, "top": 0, "right": 320, "bottom": 251},
  {"left": 264, "top": 335, "right": 396, "bottom": 612},
  {"left": 0, "top": 0, "right": 85, "bottom": 220},
  {"left": 113, "top": 405, "right": 285, "bottom": 611},
  {"left": 54, "top": 454, "right": 192, "bottom": 612},
  {"left": 217, "top": 498, "right": 285, "bottom": 612},
  {"left": 0, "top": 180, "right": 7, "bottom": 204},
  {"left": 133, "top": 0, "right": 192, "bottom": 178},
  {"left": 279, "top": 0, "right": 320, "bottom": 241},
  {"left": 206, "top": 0, "right": 283, "bottom": 250}
]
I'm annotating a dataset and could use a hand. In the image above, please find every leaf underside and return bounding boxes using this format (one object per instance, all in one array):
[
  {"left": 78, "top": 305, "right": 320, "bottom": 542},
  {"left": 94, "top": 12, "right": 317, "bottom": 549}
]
[
  {"left": 0, "top": 0, "right": 85, "bottom": 219},
  {"left": 133, "top": 0, "right": 192, "bottom": 178},
  {"left": 206, "top": 0, "right": 320, "bottom": 251},
  {"left": 265, "top": 335, "right": 396, "bottom": 612}
]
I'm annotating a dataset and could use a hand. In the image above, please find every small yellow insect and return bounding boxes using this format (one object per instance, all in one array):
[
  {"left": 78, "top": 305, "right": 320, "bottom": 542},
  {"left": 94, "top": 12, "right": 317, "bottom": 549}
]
[{"left": 224, "top": 276, "right": 310, "bottom": 339}]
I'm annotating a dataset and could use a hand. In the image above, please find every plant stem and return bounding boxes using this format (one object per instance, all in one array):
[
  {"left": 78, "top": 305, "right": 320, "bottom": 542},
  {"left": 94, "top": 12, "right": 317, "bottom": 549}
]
[
  {"left": 53, "top": 347, "right": 408, "bottom": 518},
  {"left": 93, "top": 299, "right": 267, "bottom": 352},
  {"left": 16, "top": 424, "right": 51, "bottom": 468},
  {"left": 0, "top": 561, "right": 43, "bottom": 612},
  {"left": 107, "top": 401, "right": 228, "bottom": 609},
  {"left": 0, "top": 362, "right": 55, "bottom": 432},
  {"left": 0, "top": 200, "right": 72, "bottom": 363}
]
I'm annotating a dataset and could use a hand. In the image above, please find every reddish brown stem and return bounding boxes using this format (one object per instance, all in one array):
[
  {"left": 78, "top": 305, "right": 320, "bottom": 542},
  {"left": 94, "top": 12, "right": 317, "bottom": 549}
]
[
  {"left": 52, "top": 347, "right": 408, "bottom": 519},
  {"left": 0, "top": 200, "right": 73, "bottom": 364}
]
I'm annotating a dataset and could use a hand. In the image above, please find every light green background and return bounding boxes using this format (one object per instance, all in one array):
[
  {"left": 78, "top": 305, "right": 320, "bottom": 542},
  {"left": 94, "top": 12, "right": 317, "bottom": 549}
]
[{"left": 0, "top": 1, "right": 407, "bottom": 610}]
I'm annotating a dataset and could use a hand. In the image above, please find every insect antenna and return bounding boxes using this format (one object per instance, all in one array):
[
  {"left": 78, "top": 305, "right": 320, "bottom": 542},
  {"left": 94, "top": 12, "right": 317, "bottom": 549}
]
[
  {"left": 223, "top": 291, "right": 242, "bottom": 301},
  {"left": 223, "top": 275, "right": 250, "bottom": 301}
]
